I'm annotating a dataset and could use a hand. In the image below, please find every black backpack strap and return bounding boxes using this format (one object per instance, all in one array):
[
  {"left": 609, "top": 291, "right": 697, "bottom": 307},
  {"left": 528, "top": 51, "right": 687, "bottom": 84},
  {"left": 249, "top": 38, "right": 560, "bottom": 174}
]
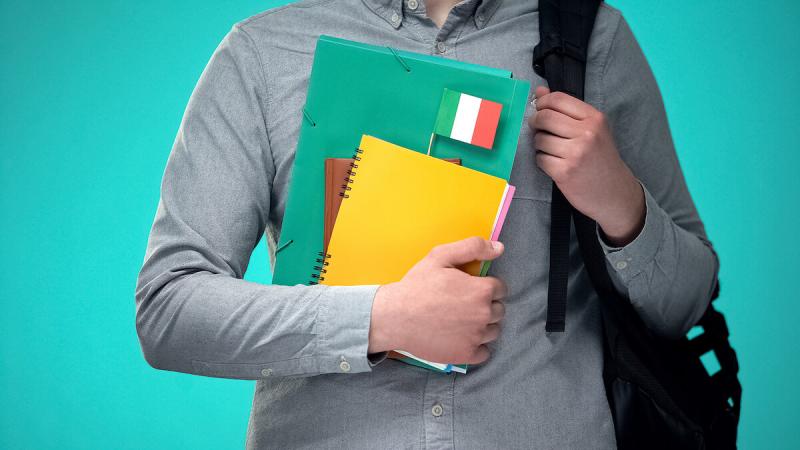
[
  {"left": 534, "top": 3, "right": 742, "bottom": 444},
  {"left": 533, "top": 0, "right": 602, "bottom": 332}
]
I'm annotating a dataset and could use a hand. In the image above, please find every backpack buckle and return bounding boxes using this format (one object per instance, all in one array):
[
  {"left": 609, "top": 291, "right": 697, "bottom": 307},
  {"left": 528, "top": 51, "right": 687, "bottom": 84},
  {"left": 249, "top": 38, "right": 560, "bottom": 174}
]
[{"left": 533, "top": 33, "right": 587, "bottom": 78}]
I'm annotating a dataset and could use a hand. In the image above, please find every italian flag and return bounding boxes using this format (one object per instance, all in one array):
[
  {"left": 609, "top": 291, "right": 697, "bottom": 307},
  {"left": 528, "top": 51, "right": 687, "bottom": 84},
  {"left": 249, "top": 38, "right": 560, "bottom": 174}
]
[{"left": 434, "top": 88, "right": 503, "bottom": 149}]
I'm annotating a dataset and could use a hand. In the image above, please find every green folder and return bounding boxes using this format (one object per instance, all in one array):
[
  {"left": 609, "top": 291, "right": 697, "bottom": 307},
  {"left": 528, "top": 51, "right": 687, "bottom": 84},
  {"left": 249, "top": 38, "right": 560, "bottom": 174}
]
[{"left": 272, "top": 35, "right": 530, "bottom": 287}]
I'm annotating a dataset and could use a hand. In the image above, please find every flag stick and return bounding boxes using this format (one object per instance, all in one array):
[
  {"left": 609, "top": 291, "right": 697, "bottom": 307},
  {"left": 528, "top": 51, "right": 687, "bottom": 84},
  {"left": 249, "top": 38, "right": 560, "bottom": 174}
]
[{"left": 426, "top": 132, "right": 435, "bottom": 156}]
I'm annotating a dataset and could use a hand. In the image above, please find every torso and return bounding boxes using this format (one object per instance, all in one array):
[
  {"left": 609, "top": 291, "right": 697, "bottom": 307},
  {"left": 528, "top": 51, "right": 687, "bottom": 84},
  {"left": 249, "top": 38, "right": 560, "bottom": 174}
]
[{"left": 244, "top": 1, "right": 622, "bottom": 447}]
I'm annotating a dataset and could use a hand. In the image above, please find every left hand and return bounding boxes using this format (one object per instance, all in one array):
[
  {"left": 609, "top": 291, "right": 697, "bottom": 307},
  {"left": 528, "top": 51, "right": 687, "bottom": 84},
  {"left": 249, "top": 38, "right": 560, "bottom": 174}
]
[{"left": 529, "top": 85, "right": 645, "bottom": 247}]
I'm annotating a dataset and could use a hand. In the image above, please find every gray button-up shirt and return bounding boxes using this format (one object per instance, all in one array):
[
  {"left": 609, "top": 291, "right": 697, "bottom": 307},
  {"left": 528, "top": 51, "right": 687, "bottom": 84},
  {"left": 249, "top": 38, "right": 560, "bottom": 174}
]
[{"left": 135, "top": 0, "right": 719, "bottom": 448}]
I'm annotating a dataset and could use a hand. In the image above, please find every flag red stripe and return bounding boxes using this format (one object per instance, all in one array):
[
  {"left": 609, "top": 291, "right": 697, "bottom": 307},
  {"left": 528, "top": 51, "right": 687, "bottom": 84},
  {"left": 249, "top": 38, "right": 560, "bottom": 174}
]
[{"left": 471, "top": 99, "right": 502, "bottom": 149}]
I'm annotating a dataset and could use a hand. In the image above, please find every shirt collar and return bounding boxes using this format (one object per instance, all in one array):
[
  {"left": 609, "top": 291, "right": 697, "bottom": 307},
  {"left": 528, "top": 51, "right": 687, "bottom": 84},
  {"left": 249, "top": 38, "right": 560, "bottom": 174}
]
[{"left": 361, "top": 0, "right": 503, "bottom": 30}]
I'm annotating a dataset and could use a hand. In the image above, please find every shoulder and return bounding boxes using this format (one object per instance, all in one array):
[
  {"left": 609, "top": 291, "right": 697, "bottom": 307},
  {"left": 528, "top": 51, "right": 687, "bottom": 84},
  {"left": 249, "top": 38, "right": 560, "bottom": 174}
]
[
  {"left": 587, "top": 3, "right": 625, "bottom": 73},
  {"left": 238, "top": 0, "right": 338, "bottom": 26},
  {"left": 233, "top": 0, "right": 363, "bottom": 41},
  {"left": 596, "top": 2, "right": 624, "bottom": 34},
  {"left": 223, "top": 0, "right": 375, "bottom": 75},
  {"left": 579, "top": 4, "right": 649, "bottom": 111},
  {"left": 585, "top": 4, "right": 651, "bottom": 93}
]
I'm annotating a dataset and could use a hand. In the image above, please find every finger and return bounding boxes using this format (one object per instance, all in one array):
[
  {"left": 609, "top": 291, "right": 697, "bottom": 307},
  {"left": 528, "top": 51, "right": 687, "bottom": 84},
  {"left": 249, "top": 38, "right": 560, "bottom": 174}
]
[
  {"left": 481, "top": 277, "right": 508, "bottom": 301},
  {"left": 529, "top": 108, "right": 582, "bottom": 139},
  {"left": 533, "top": 131, "right": 571, "bottom": 158},
  {"left": 536, "top": 90, "right": 594, "bottom": 120},
  {"left": 531, "top": 86, "right": 550, "bottom": 113},
  {"left": 467, "top": 344, "right": 490, "bottom": 364},
  {"left": 534, "top": 85, "right": 550, "bottom": 99},
  {"left": 481, "top": 323, "right": 501, "bottom": 344},
  {"left": 535, "top": 151, "right": 565, "bottom": 181},
  {"left": 488, "top": 301, "right": 505, "bottom": 323},
  {"left": 429, "top": 237, "right": 504, "bottom": 267}
]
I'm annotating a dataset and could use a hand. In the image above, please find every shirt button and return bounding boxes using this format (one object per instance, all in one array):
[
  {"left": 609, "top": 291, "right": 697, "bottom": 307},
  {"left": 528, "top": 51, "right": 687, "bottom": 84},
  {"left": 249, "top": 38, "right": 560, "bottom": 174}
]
[
  {"left": 431, "top": 403, "right": 444, "bottom": 417},
  {"left": 435, "top": 41, "right": 447, "bottom": 54},
  {"left": 391, "top": 12, "right": 400, "bottom": 24},
  {"left": 339, "top": 360, "right": 351, "bottom": 372},
  {"left": 261, "top": 368, "right": 273, "bottom": 377},
  {"left": 615, "top": 260, "right": 628, "bottom": 270},
  {"left": 407, "top": 0, "right": 418, "bottom": 10}
]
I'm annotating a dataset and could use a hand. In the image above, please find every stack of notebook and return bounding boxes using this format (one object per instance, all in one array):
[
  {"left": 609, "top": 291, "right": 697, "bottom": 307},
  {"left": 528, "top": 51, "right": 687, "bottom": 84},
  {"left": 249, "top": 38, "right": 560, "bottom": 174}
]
[
  {"left": 319, "top": 135, "right": 515, "bottom": 372},
  {"left": 272, "top": 35, "right": 530, "bottom": 373}
]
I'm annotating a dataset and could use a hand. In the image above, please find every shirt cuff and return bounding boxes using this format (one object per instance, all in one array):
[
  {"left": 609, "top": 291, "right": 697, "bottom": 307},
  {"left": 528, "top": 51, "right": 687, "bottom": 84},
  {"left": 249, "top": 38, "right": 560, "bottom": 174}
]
[
  {"left": 316, "top": 284, "right": 382, "bottom": 374},
  {"left": 596, "top": 183, "right": 666, "bottom": 284}
]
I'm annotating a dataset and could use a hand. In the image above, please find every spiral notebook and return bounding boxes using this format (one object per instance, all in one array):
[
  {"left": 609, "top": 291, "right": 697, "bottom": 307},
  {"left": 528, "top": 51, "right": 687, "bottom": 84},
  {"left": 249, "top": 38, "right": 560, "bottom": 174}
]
[
  {"left": 317, "top": 134, "right": 515, "bottom": 373},
  {"left": 323, "top": 157, "right": 462, "bottom": 253}
]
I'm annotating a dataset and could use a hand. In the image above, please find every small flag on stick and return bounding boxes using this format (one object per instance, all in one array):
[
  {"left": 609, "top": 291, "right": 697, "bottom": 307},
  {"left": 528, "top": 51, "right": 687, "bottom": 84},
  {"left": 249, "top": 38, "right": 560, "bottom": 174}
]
[{"left": 434, "top": 88, "right": 503, "bottom": 150}]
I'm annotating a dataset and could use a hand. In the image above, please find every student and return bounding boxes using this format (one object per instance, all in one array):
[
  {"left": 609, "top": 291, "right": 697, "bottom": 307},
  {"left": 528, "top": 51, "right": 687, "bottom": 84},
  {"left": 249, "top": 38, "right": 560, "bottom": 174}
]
[{"left": 135, "top": 0, "right": 718, "bottom": 447}]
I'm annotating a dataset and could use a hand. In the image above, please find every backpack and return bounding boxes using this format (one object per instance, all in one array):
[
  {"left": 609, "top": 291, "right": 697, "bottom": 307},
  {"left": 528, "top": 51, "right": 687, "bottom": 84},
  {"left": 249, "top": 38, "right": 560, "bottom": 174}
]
[{"left": 532, "top": 1, "right": 742, "bottom": 448}]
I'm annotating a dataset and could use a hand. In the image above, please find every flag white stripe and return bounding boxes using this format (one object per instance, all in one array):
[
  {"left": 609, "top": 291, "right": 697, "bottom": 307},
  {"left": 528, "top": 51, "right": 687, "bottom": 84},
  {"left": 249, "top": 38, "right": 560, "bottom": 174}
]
[{"left": 450, "top": 93, "right": 481, "bottom": 143}]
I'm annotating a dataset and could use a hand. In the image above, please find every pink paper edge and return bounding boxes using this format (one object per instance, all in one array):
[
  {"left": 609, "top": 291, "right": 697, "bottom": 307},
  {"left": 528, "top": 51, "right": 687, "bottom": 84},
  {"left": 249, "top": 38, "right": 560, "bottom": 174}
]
[{"left": 490, "top": 184, "right": 515, "bottom": 241}]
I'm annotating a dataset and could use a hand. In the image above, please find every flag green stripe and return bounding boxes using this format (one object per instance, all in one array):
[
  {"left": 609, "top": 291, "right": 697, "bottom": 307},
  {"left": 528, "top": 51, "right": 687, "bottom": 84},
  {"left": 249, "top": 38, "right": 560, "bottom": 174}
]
[{"left": 434, "top": 89, "right": 460, "bottom": 137}]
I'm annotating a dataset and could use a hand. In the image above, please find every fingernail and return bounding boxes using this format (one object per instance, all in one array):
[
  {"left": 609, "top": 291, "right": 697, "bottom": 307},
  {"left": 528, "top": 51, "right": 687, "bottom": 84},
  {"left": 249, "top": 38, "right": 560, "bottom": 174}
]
[{"left": 491, "top": 241, "right": 503, "bottom": 251}]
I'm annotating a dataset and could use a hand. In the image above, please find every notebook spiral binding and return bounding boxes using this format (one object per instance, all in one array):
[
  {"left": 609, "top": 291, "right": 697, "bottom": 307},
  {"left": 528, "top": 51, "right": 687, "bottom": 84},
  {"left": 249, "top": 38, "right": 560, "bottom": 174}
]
[
  {"left": 339, "top": 147, "right": 363, "bottom": 199},
  {"left": 309, "top": 147, "right": 364, "bottom": 285},
  {"left": 309, "top": 251, "right": 331, "bottom": 285}
]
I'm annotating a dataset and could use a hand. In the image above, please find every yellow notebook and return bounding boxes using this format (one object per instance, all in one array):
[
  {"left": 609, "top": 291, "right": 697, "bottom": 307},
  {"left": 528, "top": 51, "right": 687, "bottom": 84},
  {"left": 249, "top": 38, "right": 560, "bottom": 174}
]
[{"left": 320, "top": 135, "right": 511, "bottom": 286}]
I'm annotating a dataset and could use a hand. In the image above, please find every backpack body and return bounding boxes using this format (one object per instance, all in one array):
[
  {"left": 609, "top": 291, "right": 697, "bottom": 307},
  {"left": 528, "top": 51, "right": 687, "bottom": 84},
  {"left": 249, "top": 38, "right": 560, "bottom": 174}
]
[{"left": 532, "top": 1, "right": 741, "bottom": 448}]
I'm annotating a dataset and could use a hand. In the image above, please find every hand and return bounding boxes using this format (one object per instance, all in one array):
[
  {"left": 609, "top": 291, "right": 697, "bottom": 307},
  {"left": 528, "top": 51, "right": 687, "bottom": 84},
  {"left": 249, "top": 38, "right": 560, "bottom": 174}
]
[
  {"left": 368, "top": 237, "right": 507, "bottom": 365},
  {"left": 529, "top": 85, "right": 645, "bottom": 246}
]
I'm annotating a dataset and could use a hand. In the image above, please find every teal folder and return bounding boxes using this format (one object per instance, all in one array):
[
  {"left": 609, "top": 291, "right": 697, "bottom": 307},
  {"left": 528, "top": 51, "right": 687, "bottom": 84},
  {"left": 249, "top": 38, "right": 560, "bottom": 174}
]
[{"left": 272, "top": 36, "right": 530, "bottom": 286}]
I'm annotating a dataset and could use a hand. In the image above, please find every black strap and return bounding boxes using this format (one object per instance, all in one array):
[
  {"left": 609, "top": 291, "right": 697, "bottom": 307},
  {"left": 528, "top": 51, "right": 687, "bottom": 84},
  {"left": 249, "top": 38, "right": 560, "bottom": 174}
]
[
  {"left": 545, "top": 189, "right": 570, "bottom": 332},
  {"left": 534, "top": 0, "right": 601, "bottom": 332}
]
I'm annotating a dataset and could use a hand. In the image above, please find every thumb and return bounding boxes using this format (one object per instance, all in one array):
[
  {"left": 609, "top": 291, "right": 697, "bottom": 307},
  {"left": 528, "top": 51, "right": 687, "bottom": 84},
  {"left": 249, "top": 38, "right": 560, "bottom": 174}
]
[
  {"left": 428, "top": 237, "right": 504, "bottom": 267},
  {"left": 534, "top": 85, "right": 551, "bottom": 102}
]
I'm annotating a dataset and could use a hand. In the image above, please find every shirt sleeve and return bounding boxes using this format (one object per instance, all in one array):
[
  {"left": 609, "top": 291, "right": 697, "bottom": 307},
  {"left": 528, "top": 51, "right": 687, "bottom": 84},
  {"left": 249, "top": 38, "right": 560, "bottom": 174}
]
[
  {"left": 594, "top": 14, "right": 720, "bottom": 339},
  {"left": 135, "top": 24, "right": 385, "bottom": 380}
]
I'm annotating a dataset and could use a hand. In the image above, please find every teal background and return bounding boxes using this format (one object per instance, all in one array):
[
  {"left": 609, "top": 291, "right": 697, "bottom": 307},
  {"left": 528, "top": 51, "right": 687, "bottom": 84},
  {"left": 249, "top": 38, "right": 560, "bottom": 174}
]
[{"left": 1, "top": 0, "right": 797, "bottom": 448}]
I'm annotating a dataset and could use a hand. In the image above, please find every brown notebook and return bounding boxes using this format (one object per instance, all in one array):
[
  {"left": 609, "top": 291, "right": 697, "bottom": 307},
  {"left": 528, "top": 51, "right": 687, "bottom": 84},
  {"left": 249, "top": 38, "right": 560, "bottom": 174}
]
[{"left": 323, "top": 157, "right": 461, "bottom": 252}]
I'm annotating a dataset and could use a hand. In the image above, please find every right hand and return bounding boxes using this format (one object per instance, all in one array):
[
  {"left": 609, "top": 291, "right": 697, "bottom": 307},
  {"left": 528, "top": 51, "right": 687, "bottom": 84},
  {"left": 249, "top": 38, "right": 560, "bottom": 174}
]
[{"left": 368, "top": 237, "right": 508, "bottom": 365}]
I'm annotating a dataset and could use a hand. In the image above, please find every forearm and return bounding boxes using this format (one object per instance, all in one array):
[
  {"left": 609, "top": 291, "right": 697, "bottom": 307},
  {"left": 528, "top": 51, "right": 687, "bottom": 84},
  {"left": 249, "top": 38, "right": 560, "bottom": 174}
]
[
  {"left": 136, "top": 255, "right": 381, "bottom": 379},
  {"left": 589, "top": 13, "right": 719, "bottom": 338},
  {"left": 598, "top": 185, "right": 719, "bottom": 338}
]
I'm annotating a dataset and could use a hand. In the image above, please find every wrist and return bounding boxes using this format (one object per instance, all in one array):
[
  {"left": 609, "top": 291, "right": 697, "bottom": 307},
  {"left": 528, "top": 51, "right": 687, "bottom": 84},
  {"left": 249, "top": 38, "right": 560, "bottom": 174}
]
[
  {"left": 598, "top": 177, "right": 646, "bottom": 247},
  {"left": 368, "top": 283, "right": 402, "bottom": 353}
]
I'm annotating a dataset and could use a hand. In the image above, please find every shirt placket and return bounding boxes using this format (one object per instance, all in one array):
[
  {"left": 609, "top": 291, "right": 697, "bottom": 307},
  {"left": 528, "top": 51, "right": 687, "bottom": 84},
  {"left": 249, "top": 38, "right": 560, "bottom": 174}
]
[
  {"left": 400, "top": 0, "right": 478, "bottom": 58},
  {"left": 395, "top": 4, "right": 479, "bottom": 449},
  {"left": 422, "top": 371, "right": 457, "bottom": 449}
]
